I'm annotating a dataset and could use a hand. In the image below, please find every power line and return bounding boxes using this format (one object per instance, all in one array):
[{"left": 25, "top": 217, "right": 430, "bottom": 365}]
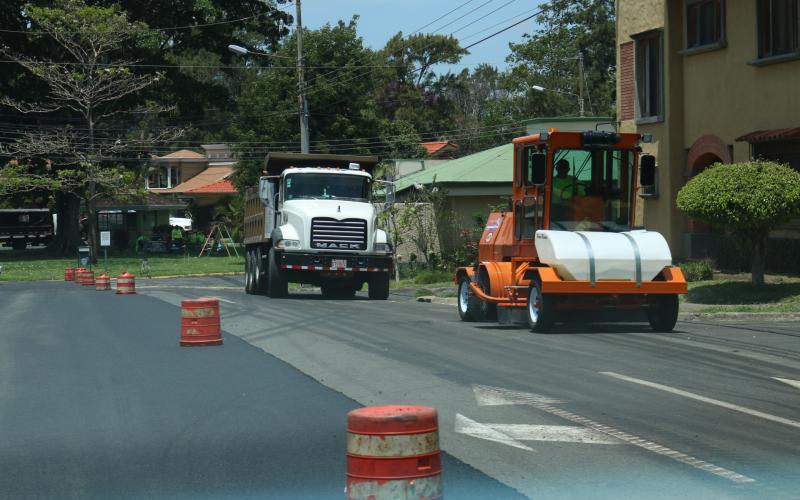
[
  {"left": 462, "top": 8, "right": 542, "bottom": 50},
  {"left": 408, "top": 0, "right": 478, "bottom": 35}
]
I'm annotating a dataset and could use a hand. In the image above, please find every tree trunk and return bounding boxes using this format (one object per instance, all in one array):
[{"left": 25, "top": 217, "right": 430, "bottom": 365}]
[
  {"left": 49, "top": 191, "right": 81, "bottom": 256},
  {"left": 751, "top": 236, "right": 766, "bottom": 285},
  {"left": 86, "top": 195, "right": 99, "bottom": 265}
]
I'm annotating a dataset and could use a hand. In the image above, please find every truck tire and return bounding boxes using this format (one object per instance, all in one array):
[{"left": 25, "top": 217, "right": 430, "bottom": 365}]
[
  {"left": 254, "top": 247, "right": 266, "bottom": 294},
  {"left": 368, "top": 272, "right": 390, "bottom": 300},
  {"left": 245, "top": 250, "right": 254, "bottom": 294},
  {"left": 457, "top": 275, "right": 484, "bottom": 321},
  {"left": 477, "top": 267, "right": 497, "bottom": 320},
  {"left": 647, "top": 294, "right": 679, "bottom": 332},
  {"left": 527, "top": 277, "right": 555, "bottom": 333},
  {"left": 266, "top": 247, "right": 288, "bottom": 298}
]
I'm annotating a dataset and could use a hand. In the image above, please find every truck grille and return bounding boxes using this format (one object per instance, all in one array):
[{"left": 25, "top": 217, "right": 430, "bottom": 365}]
[{"left": 311, "top": 218, "right": 367, "bottom": 251}]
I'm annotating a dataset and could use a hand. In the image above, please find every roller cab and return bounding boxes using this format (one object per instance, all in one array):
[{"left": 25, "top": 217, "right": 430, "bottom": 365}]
[{"left": 455, "top": 130, "right": 687, "bottom": 332}]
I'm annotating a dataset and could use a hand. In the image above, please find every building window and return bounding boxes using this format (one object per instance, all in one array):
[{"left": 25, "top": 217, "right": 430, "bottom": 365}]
[
  {"left": 757, "top": 0, "right": 799, "bottom": 58},
  {"left": 686, "top": 0, "right": 724, "bottom": 49},
  {"left": 146, "top": 166, "right": 179, "bottom": 189},
  {"left": 634, "top": 31, "right": 663, "bottom": 121}
]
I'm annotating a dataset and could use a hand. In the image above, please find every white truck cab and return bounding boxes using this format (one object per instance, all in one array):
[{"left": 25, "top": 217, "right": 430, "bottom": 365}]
[{"left": 243, "top": 153, "right": 393, "bottom": 299}]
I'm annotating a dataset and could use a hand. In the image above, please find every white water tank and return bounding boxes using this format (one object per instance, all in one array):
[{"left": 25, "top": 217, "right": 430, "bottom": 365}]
[{"left": 534, "top": 230, "right": 673, "bottom": 282}]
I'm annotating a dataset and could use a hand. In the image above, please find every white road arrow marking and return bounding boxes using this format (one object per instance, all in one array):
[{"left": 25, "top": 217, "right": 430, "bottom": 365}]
[
  {"left": 602, "top": 371, "right": 800, "bottom": 430},
  {"left": 455, "top": 414, "right": 533, "bottom": 451},
  {"left": 455, "top": 414, "right": 623, "bottom": 447},
  {"left": 471, "top": 384, "right": 755, "bottom": 484},
  {"left": 773, "top": 377, "right": 800, "bottom": 390}
]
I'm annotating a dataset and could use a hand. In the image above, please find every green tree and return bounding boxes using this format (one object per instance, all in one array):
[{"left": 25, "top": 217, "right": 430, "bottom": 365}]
[
  {"left": 676, "top": 161, "right": 800, "bottom": 285},
  {"left": 230, "top": 17, "right": 383, "bottom": 189},
  {"left": 0, "top": 0, "right": 175, "bottom": 256},
  {"left": 505, "top": 0, "right": 615, "bottom": 119}
]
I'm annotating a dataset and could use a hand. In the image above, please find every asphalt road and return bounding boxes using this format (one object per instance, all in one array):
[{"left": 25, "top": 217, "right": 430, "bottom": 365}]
[
  {"left": 133, "top": 276, "right": 800, "bottom": 499},
  {"left": 0, "top": 280, "right": 518, "bottom": 499}
]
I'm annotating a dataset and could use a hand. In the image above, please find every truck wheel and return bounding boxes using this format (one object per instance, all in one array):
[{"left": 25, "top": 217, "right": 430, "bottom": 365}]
[
  {"left": 477, "top": 267, "right": 497, "bottom": 320},
  {"left": 457, "top": 276, "right": 485, "bottom": 322},
  {"left": 266, "top": 247, "right": 288, "bottom": 298},
  {"left": 245, "top": 250, "right": 254, "bottom": 294},
  {"left": 647, "top": 294, "right": 679, "bottom": 332},
  {"left": 527, "top": 278, "right": 555, "bottom": 333},
  {"left": 368, "top": 272, "right": 390, "bottom": 300},
  {"left": 254, "top": 247, "right": 266, "bottom": 294}
]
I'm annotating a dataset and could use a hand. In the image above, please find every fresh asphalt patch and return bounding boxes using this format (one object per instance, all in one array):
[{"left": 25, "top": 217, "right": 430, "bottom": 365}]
[{"left": 0, "top": 281, "right": 521, "bottom": 499}]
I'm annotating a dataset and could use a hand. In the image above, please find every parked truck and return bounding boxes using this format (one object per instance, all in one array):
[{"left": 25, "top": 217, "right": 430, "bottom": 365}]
[
  {"left": 0, "top": 208, "right": 54, "bottom": 250},
  {"left": 243, "top": 153, "right": 393, "bottom": 299},
  {"left": 455, "top": 130, "right": 687, "bottom": 332}
]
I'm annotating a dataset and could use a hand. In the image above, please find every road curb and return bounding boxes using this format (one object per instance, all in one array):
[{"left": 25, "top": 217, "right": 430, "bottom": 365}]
[{"left": 412, "top": 296, "right": 800, "bottom": 322}]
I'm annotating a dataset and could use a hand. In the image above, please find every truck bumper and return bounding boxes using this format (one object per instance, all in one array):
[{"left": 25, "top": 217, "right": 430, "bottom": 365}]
[{"left": 279, "top": 252, "right": 392, "bottom": 272}]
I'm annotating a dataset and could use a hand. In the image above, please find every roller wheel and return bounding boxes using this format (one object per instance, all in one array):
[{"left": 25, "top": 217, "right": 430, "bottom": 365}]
[
  {"left": 527, "top": 277, "right": 555, "bottom": 333},
  {"left": 457, "top": 275, "right": 485, "bottom": 322},
  {"left": 647, "top": 294, "right": 679, "bottom": 332},
  {"left": 266, "top": 247, "right": 288, "bottom": 298},
  {"left": 368, "top": 272, "right": 390, "bottom": 300}
]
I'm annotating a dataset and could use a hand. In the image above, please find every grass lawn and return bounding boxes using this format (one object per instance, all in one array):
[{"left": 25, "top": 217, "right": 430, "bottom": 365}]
[
  {"left": 685, "top": 274, "right": 800, "bottom": 313},
  {"left": 0, "top": 250, "right": 243, "bottom": 281}
]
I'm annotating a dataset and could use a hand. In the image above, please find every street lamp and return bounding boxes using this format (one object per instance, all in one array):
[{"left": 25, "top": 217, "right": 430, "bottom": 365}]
[
  {"left": 226, "top": 0, "right": 310, "bottom": 153},
  {"left": 530, "top": 53, "right": 586, "bottom": 117},
  {"left": 531, "top": 85, "right": 584, "bottom": 117}
]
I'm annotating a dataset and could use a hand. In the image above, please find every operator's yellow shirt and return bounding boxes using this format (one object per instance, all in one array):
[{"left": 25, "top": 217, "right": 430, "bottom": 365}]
[{"left": 552, "top": 175, "right": 585, "bottom": 202}]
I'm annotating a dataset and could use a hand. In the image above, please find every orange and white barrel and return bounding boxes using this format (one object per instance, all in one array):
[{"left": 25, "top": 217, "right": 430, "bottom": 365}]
[
  {"left": 116, "top": 272, "right": 136, "bottom": 294},
  {"left": 82, "top": 269, "right": 95, "bottom": 286},
  {"left": 346, "top": 405, "right": 442, "bottom": 500},
  {"left": 95, "top": 274, "right": 111, "bottom": 291},
  {"left": 180, "top": 297, "right": 223, "bottom": 346},
  {"left": 75, "top": 268, "right": 87, "bottom": 285},
  {"left": 64, "top": 268, "right": 75, "bottom": 281}
]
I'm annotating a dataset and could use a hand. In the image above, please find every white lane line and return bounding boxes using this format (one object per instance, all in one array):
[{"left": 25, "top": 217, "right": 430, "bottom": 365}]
[
  {"left": 210, "top": 296, "right": 237, "bottom": 304},
  {"left": 601, "top": 372, "right": 800, "bottom": 430},
  {"left": 492, "top": 423, "right": 624, "bottom": 444},
  {"left": 473, "top": 385, "right": 756, "bottom": 484},
  {"left": 773, "top": 377, "right": 800, "bottom": 390}
]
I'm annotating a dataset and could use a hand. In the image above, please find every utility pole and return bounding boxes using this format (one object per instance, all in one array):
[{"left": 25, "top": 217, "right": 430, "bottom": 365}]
[
  {"left": 577, "top": 52, "right": 585, "bottom": 117},
  {"left": 296, "top": 0, "right": 310, "bottom": 153}
]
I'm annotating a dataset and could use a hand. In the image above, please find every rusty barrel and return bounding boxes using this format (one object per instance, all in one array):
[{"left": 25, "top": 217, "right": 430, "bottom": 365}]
[
  {"left": 82, "top": 269, "right": 95, "bottom": 286},
  {"left": 180, "top": 297, "right": 222, "bottom": 346},
  {"left": 64, "top": 267, "right": 75, "bottom": 281},
  {"left": 95, "top": 274, "right": 111, "bottom": 291},
  {"left": 346, "top": 405, "right": 442, "bottom": 500},
  {"left": 116, "top": 272, "right": 136, "bottom": 295}
]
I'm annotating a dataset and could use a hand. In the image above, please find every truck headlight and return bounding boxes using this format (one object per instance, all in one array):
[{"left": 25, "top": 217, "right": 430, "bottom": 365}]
[
  {"left": 375, "top": 243, "right": 391, "bottom": 253},
  {"left": 276, "top": 239, "right": 301, "bottom": 250}
]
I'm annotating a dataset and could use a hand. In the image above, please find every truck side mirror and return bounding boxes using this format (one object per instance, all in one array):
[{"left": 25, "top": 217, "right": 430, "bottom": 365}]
[
  {"left": 639, "top": 155, "right": 656, "bottom": 187},
  {"left": 259, "top": 177, "right": 275, "bottom": 209},
  {"left": 529, "top": 153, "right": 546, "bottom": 185}
]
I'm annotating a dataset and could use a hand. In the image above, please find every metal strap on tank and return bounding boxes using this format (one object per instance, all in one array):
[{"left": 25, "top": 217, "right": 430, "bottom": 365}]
[
  {"left": 575, "top": 232, "right": 596, "bottom": 287},
  {"left": 622, "top": 232, "right": 642, "bottom": 287}
]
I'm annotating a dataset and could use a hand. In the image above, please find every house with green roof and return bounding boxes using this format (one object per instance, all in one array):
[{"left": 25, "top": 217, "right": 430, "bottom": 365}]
[{"left": 395, "top": 143, "right": 513, "bottom": 229}]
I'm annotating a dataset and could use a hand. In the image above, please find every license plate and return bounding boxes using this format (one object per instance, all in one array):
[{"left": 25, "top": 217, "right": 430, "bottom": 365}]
[{"left": 331, "top": 259, "right": 347, "bottom": 269}]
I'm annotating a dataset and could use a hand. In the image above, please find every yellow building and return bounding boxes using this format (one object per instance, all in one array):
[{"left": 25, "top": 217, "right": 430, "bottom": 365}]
[{"left": 616, "top": 0, "right": 800, "bottom": 259}]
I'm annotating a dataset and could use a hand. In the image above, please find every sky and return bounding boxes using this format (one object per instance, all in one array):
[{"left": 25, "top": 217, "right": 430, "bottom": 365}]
[{"left": 296, "top": 0, "right": 543, "bottom": 72}]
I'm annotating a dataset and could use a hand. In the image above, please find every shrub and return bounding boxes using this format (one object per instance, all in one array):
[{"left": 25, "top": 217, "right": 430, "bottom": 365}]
[
  {"left": 676, "top": 160, "right": 800, "bottom": 284},
  {"left": 680, "top": 259, "right": 714, "bottom": 282},
  {"left": 413, "top": 270, "right": 452, "bottom": 284}
]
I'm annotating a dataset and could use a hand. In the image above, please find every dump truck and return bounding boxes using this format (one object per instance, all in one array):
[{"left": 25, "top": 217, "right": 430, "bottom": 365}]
[
  {"left": 0, "top": 208, "right": 54, "bottom": 250},
  {"left": 455, "top": 130, "right": 687, "bottom": 332},
  {"left": 243, "top": 153, "right": 393, "bottom": 299}
]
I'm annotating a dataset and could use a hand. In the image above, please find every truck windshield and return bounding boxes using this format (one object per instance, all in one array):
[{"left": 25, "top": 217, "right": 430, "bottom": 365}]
[
  {"left": 284, "top": 173, "right": 370, "bottom": 202},
  {"left": 549, "top": 149, "right": 635, "bottom": 232}
]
